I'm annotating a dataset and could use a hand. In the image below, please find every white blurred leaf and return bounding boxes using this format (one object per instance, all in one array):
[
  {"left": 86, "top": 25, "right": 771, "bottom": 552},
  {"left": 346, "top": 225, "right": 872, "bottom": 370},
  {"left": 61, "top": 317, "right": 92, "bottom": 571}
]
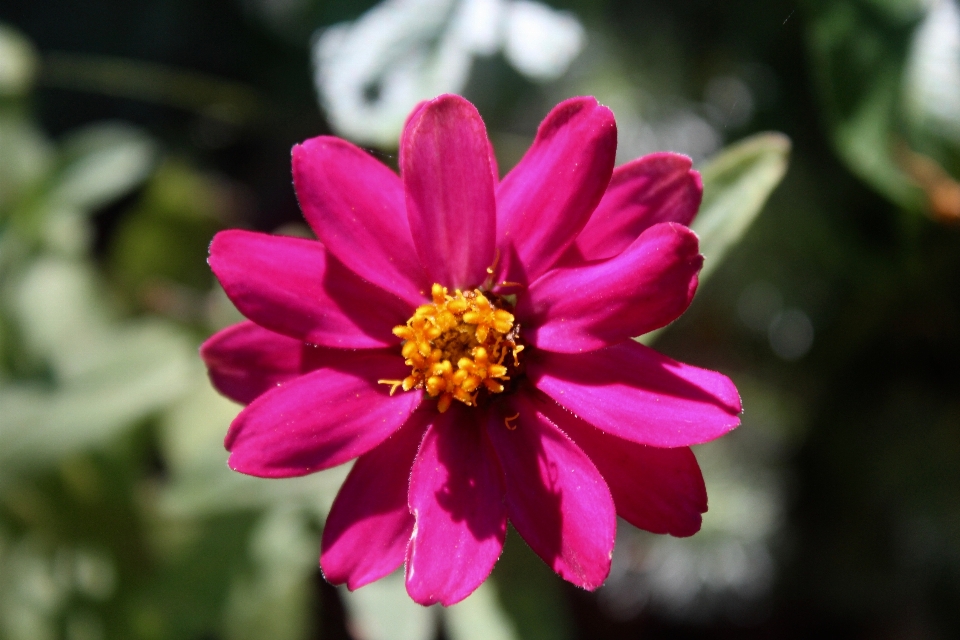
[
  {"left": 456, "top": 0, "right": 505, "bottom": 55},
  {"left": 0, "top": 329, "right": 192, "bottom": 473},
  {"left": 48, "top": 122, "right": 157, "bottom": 212},
  {"left": 693, "top": 132, "right": 790, "bottom": 282},
  {"left": 340, "top": 570, "right": 518, "bottom": 640},
  {"left": 12, "top": 259, "right": 107, "bottom": 371},
  {"left": 904, "top": 0, "right": 960, "bottom": 143},
  {"left": 503, "top": 1, "right": 585, "bottom": 81},
  {"left": 444, "top": 580, "right": 518, "bottom": 640},
  {"left": 0, "top": 535, "right": 64, "bottom": 640},
  {"left": 0, "top": 258, "right": 194, "bottom": 472},
  {"left": 312, "top": 0, "right": 584, "bottom": 147},
  {"left": 40, "top": 208, "right": 93, "bottom": 257},
  {"left": 340, "top": 570, "right": 435, "bottom": 640},
  {"left": 313, "top": 0, "right": 470, "bottom": 147}
]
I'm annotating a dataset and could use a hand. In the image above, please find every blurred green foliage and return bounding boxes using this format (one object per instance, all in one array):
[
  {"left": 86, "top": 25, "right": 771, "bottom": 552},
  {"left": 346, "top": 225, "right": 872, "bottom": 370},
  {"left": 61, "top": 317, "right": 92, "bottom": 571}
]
[
  {"left": 1, "top": 0, "right": 960, "bottom": 638},
  {"left": 806, "top": 0, "right": 960, "bottom": 224}
]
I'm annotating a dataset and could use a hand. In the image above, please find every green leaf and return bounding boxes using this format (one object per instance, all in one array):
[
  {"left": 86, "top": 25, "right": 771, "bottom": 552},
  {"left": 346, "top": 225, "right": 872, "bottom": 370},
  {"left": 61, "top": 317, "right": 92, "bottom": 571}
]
[
  {"left": 222, "top": 507, "right": 318, "bottom": 640},
  {"left": 0, "top": 116, "right": 53, "bottom": 214},
  {"left": 833, "top": 63, "right": 922, "bottom": 207},
  {"left": 108, "top": 160, "right": 225, "bottom": 300},
  {"left": 490, "top": 528, "right": 572, "bottom": 640},
  {"left": 693, "top": 132, "right": 791, "bottom": 283},
  {"left": 48, "top": 122, "right": 158, "bottom": 212},
  {"left": 805, "top": 0, "right": 927, "bottom": 211},
  {"left": 128, "top": 511, "right": 260, "bottom": 640},
  {"left": 0, "top": 23, "right": 38, "bottom": 96},
  {"left": 637, "top": 133, "right": 789, "bottom": 346}
]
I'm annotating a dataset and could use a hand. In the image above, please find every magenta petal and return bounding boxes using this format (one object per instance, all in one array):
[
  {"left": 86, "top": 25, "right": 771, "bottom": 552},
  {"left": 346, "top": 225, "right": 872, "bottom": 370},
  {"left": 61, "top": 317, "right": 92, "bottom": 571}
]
[
  {"left": 401, "top": 95, "right": 496, "bottom": 289},
  {"left": 570, "top": 153, "right": 703, "bottom": 262},
  {"left": 532, "top": 390, "right": 707, "bottom": 537},
  {"left": 209, "top": 230, "right": 410, "bottom": 348},
  {"left": 529, "top": 340, "right": 741, "bottom": 447},
  {"left": 405, "top": 405, "right": 506, "bottom": 606},
  {"left": 496, "top": 97, "right": 617, "bottom": 284},
  {"left": 225, "top": 350, "right": 421, "bottom": 478},
  {"left": 487, "top": 392, "right": 615, "bottom": 590},
  {"left": 321, "top": 410, "right": 431, "bottom": 590},
  {"left": 293, "top": 136, "right": 430, "bottom": 307},
  {"left": 521, "top": 222, "right": 703, "bottom": 353},
  {"left": 487, "top": 137, "right": 500, "bottom": 185},
  {"left": 200, "top": 321, "right": 313, "bottom": 405}
]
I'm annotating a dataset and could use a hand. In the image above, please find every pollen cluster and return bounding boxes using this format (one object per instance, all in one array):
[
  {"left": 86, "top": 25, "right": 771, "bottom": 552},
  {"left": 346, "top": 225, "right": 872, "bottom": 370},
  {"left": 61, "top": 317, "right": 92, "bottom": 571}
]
[{"left": 380, "top": 284, "right": 523, "bottom": 412}]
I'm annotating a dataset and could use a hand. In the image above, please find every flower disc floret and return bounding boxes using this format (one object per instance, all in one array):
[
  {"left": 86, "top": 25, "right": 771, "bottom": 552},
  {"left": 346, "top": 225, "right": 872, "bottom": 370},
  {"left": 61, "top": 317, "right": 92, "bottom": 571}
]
[{"left": 381, "top": 283, "right": 524, "bottom": 412}]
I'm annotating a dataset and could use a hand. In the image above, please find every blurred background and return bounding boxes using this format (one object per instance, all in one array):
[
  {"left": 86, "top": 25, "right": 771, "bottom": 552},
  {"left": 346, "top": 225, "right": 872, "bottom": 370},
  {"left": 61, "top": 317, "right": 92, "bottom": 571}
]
[{"left": 1, "top": 0, "right": 959, "bottom": 638}]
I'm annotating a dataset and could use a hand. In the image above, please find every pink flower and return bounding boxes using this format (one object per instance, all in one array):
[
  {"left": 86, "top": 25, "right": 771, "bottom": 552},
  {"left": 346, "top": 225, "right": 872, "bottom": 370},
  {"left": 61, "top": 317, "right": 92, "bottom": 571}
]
[{"left": 201, "top": 95, "right": 741, "bottom": 606}]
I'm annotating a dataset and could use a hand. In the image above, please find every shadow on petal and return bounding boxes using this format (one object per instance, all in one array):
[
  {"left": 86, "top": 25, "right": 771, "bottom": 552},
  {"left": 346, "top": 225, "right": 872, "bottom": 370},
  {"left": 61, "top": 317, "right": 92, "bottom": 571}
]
[{"left": 430, "top": 408, "right": 507, "bottom": 543}]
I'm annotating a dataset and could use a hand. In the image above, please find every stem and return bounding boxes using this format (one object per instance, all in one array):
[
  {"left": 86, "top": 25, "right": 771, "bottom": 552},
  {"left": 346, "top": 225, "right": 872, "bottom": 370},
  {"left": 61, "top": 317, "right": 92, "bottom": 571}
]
[{"left": 38, "top": 52, "right": 263, "bottom": 125}]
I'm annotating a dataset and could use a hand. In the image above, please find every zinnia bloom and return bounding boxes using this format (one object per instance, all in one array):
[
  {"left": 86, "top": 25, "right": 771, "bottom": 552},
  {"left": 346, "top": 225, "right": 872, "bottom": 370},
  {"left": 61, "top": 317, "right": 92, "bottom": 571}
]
[{"left": 201, "top": 95, "right": 741, "bottom": 606}]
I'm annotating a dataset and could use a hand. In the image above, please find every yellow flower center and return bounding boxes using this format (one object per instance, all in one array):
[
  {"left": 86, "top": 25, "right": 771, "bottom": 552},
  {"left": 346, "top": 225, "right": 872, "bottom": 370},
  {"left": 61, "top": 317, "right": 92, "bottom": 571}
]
[{"left": 379, "top": 283, "right": 524, "bottom": 412}]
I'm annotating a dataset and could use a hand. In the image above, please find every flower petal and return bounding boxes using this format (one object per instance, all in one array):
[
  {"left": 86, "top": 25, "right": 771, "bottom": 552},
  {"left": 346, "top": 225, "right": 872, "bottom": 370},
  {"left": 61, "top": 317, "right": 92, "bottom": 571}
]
[
  {"left": 487, "top": 137, "right": 500, "bottom": 185},
  {"left": 496, "top": 97, "right": 616, "bottom": 284},
  {"left": 529, "top": 340, "right": 741, "bottom": 447},
  {"left": 209, "top": 229, "right": 410, "bottom": 348},
  {"left": 405, "top": 404, "right": 506, "bottom": 606},
  {"left": 520, "top": 222, "right": 702, "bottom": 352},
  {"left": 225, "top": 350, "right": 421, "bottom": 478},
  {"left": 532, "top": 390, "right": 707, "bottom": 537},
  {"left": 293, "top": 136, "right": 431, "bottom": 307},
  {"left": 401, "top": 95, "right": 497, "bottom": 289},
  {"left": 403, "top": 99, "right": 500, "bottom": 186},
  {"left": 487, "top": 391, "right": 615, "bottom": 589},
  {"left": 568, "top": 153, "right": 702, "bottom": 263},
  {"left": 321, "top": 409, "right": 431, "bottom": 590},
  {"left": 200, "top": 321, "right": 315, "bottom": 405}
]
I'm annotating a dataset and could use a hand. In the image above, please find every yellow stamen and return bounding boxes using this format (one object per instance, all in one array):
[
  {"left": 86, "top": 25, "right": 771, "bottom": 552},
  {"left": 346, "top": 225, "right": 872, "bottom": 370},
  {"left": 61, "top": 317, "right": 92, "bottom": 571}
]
[
  {"left": 377, "top": 379, "right": 404, "bottom": 395},
  {"left": 504, "top": 413, "right": 520, "bottom": 430},
  {"left": 437, "top": 393, "right": 453, "bottom": 413},
  {"left": 390, "top": 284, "right": 523, "bottom": 410},
  {"left": 487, "top": 248, "right": 500, "bottom": 275},
  {"left": 484, "top": 379, "right": 505, "bottom": 393}
]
